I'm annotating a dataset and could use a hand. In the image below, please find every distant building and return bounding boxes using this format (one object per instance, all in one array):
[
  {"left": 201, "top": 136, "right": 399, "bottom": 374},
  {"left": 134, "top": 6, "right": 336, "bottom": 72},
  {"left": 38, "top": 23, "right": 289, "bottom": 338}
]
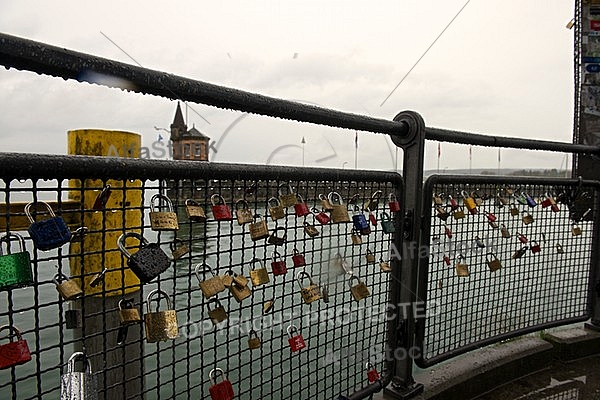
[{"left": 170, "top": 102, "right": 210, "bottom": 161}]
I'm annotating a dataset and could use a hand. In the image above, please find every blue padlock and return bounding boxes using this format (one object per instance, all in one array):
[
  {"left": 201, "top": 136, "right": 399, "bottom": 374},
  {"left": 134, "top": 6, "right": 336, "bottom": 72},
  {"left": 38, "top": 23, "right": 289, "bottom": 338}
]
[
  {"left": 351, "top": 205, "right": 370, "bottom": 235},
  {"left": 25, "top": 202, "right": 72, "bottom": 251},
  {"left": 524, "top": 192, "right": 537, "bottom": 208}
]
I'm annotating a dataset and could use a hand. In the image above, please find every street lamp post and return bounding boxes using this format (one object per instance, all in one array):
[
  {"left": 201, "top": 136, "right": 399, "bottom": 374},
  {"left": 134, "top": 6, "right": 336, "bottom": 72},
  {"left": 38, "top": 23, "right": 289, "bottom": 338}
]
[{"left": 301, "top": 137, "right": 306, "bottom": 166}]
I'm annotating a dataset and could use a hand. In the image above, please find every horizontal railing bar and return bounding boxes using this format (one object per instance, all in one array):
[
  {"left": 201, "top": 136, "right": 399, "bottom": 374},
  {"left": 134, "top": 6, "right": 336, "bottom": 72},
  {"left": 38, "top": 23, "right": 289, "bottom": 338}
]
[
  {"left": 426, "top": 127, "right": 600, "bottom": 155},
  {"left": 0, "top": 32, "right": 409, "bottom": 138}
]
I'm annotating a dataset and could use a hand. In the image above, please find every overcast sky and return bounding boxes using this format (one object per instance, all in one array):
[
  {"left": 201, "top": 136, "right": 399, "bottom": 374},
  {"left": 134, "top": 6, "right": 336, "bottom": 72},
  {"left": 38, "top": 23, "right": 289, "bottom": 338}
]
[{"left": 0, "top": 1, "right": 576, "bottom": 172}]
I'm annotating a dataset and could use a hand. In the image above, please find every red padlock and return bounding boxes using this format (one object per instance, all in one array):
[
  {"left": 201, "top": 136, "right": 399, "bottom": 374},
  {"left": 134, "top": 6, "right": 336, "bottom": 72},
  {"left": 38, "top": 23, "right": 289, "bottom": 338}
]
[
  {"left": 292, "top": 248, "right": 306, "bottom": 267},
  {"left": 313, "top": 207, "right": 331, "bottom": 225},
  {"left": 0, "top": 325, "right": 31, "bottom": 369},
  {"left": 294, "top": 195, "right": 311, "bottom": 217},
  {"left": 287, "top": 325, "right": 306, "bottom": 352},
  {"left": 517, "top": 232, "right": 528, "bottom": 244},
  {"left": 388, "top": 193, "right": 401, "bottom": 213},
  {"left": 443, "top": 255, "right": 451, "bottom": 266},
  {"left": 271, "top": 251, "right": 288, "bottom": 276},
  {"left": 551, "top": 203, "right": 560, "bottom": 213},
  {"left": 208, "top": 368, "right": 235, "bottom": 400},
  {"left": 368, "top": 212, "right": 377, "bottom": 226},
  {"left": 444, "top": 224, "right": 452, "bottom": 238},
  {"left": 210, "top": 194, "right": 233, "bottom": 221},
  {"left": 92, "top": 184, "right": 112, "bottom": 210},
  {"left": 366, "top": 362, "right": 380, "bottom": 383},
  {"left": 541, "top": 193, "right": 554, "bottom": 208},
  {"left": 448, "top": 196, "right": 459, "bottom": 210},
  {"left": 531, "top": 240, "right": 541, "bottom": 253},
  {"left": 485, "top": 211, "right": 496, "bottom": 222}
]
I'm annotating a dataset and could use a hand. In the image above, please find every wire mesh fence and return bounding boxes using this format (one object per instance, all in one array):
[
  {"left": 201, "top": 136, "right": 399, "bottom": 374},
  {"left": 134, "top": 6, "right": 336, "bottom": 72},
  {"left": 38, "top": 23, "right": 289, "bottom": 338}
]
[
  {"left": 416, "top": 175, "right": 599, "bottom": 368},
  {"left": 0, "top": 155, "right": 403, "bottom": 400}
]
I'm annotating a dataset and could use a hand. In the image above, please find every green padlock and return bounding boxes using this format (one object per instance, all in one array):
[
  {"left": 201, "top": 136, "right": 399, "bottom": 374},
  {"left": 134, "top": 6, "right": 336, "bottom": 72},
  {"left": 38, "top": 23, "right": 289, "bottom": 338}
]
[
  {"left": 380, "top": 212, "right": 395, "bottom": 234},
  {"left": 0, "top": 232, "right": 33, "bottom": 291}
]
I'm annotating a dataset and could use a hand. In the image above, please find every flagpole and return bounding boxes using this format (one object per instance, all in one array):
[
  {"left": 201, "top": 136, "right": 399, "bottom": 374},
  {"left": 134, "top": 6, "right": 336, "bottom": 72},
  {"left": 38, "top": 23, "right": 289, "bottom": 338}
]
[
  {"left": 469, "top": 146, "right": 472, "bottom": 174},
  {"left": 437, "top": 142, "right": 441, "bottom": 174},
  {"left": 354, "top": 131, "right": 358, "bottom": 170},
  {"left": 497, "top": 148, "right": 501, "bottom": 175}
]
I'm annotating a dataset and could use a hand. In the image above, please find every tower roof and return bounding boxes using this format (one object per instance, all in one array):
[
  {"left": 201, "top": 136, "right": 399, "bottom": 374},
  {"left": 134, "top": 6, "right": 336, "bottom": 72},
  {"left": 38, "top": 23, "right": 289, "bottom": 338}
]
[
  {"left": 171, "top": 102, "right": 186, "bottom": 128},
  {"left": 186, "top": 124, "right": 210, "bottom": 140}
]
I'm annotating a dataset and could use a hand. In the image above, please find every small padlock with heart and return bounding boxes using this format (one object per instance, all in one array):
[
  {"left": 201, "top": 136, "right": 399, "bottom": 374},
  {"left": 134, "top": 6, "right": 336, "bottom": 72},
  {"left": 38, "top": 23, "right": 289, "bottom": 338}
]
[
  {"left": 211, "top": 194, "right": 233, "bottom": 221},
  {"left": 208, "top": 368, "right": 235, "bottom": 400},
  {"left": 185, "top": 199, "right": 207, "bottom": 222},
  {"left": 349, "top": 276, "right": 370, "bottom": 301},
  {"left": 297, "top": 272, "right": 321, "bottom": 304},
  {"left": 25, "top": 201, "right": 72, "bottom": 251},
  {"left": 144, "top": 289, "right": 178, "bottom": 342},
  {"left": 235, "top": 199, "right": 254, "bottom": 225},
  {"left": 207, "top": 299, "right": 228, "bottom": 325},
  {"left": 268, "top": 197, "right": 286, "bottom": 221},
  {"left": 249, "top": 258, "right": 270, "bottom": 287},
  {"left": 118, "top": 232, "right": 171, "bottom": 283},
  {"left": 287, "top": 324, "right": 306, "bottom": 352},
  {"left": 195, "top": 263, "right": 227, "bottom": 299},
  {"left": 0, "top": 232, "right": 33, "bottom": 291},
  {"left": 149, "top": 194, "right": 179, "bottom": 231}
]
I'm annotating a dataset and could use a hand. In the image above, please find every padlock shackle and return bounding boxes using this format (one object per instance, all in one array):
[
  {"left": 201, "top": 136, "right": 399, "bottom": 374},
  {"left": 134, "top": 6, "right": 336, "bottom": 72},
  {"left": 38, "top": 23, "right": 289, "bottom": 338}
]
[
  {"left": 460, "top": 190, "right": 470, "bottom": 199},
  {"left": 210, "top": 194, "right": 226, "bottom": 206},
  {"left": 0, "top": 232, "right": 26, "bottom": 255},
  {"left": 146, "top": 289, "right": 172, "bottom": 313},
  {"left": 388, "top": 193, "right": 397, "bottom": 202},
  {"left": 370, "top": 190, "right": 383, "bottom": 201},
  {"left": 53, "top": 271, "right": 69, "bottom": 284},
  {"left": 248, "top": 329, "right": 259, "bottom": 339},
  {"left": 235, "top": 199, "right": 249, "bottom": 211},
  {"left": 296, "top": 271, "right": 314, "bottom": 289},
  {"left": 170, "top": 238, "right": 185, "bottom": 251},
  {"left": 277, "top": 182, "right": 294, "bottom": 196},
  {"left": 328, "top": 191, "right": 344, "bottom": 205},
  {"left": 150, "top": 193, "right": 174, "bottom": 213},
  {"left": 249, "top": 258, "right": 265, "bottom": 270},
  {"left": 0, "top": 324, "right": 23, "bottom": 342},
  {"left": 118, "top": 298, "right": 135, "bottom": 310},
  {"left": 67, "top": 351, "right": 93, "bottom": 374},
  {"left": 286, "top": 324, "right": 299, "bottom": 338},
  {"left": 348, "top": 193, "right": 360, "bottom": 205},
  {"left": 194, "top": 263, "right": 216, "bottom": 282},
  {"left": 267, "top": 197, "right": 281, "bottom": 207},
  {"left": 209, "top": 367, "right": 226, "bottom": 385},
  {"left": 380, "top": 211, "right": 391, "bottom": 221},
  {"left": 206, "top": 298, "right": 223, "bottom": 311},
  {"left": 24, "top": 201, "right": 56, "bottom": 223},
  {"left": 296, "top": 194, "right": 304, "bottom": 203},
  {"left": 348, "top": 275, "right": 363, "bottom": 288},
  {"left": 185, "top": 198, "right": 200, "bottom": 207},
  {"left": 365, "top": 361, "right": 375, "bottom": 371},
  {"left": 272, "top": 250, "right": 281, "bottom": 260},
  {"left": 252, "top": 213, "right": 263, "bottom": 222},
  {"left": 117, "top": 232, "right": 149, "bottom": 259},
  {"left": 485, "top": 252, "right": 498, "bottom": 262},
  {"left": 456, "top": 253, "right": 465, "bottom": 263},
  {"left": 271, "top": 227, "right": 287, "bottom": 239}
]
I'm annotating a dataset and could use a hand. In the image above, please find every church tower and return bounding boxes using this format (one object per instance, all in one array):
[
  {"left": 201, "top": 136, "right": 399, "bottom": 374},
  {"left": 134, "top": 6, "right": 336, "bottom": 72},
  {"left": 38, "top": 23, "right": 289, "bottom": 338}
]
[{"left": 169, "top": 102, "right": 210, "bottom": 161}]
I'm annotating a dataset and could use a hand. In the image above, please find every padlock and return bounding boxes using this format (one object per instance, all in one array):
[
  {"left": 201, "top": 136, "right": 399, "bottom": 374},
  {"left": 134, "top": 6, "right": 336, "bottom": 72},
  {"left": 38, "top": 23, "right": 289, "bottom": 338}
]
[
  {"left": 313, "top": 207, "right": 331, "bottom": 225},
  {"left": 235, "top": 199, "right": 254, "bottom": 225},
  {"left": 488, "top": 220, "right": 499, "bottom": 229},
  {"left": 556, "top": 243, "right": 565, "bottom": 254},
  {"left": 485, "top": 211, "right": 497, "bottom": 222},
  {"left": 474, "top": 236, "right": 486, "bottom": 248},
  {"left": 351, "top": 229, "right": 362, "bottom": 245},
  {"left": 329, "top": 192, "right": 351, "bottom": 223},
  {"left": 435, "top": 206, "right": 450, "bottom": 221},
  {"left": 522, "top": 211, "right": 534, "bottom": 225},
  {"left": 92, "top": 184, "right": 112, "bottom": 210},
  {"left": 444, "top": 224, "right": 452, "bottom": 239},
  {"left": 270, "top": 251, "right": 288, "bottom": 276},
  {"left": 486, "top": 253, "right": 502, "bottom": 272},
  {"left": 263, "top": 298, "right": 275, "bottom": 314},
  {"left": 60, "top": 352, "right": 97, "bottom": 400},
  {"left": 229, "top": 276, "right": 252, "bottom": 303},
  {"left": 453, "top": 207, "right": 465, "bottom": 220},
  {"left": 209, "top": 368, "right": 235, "bottom": 400},
  {"left": 381, "top": 212, "right": 395, "bottom": 234},
  {"left": 512, "top": 246, "right": 528, "bottom": 259},
  {"left": 65, "top": 303, "right": 82, "bottom": 329},
  {"left": 461, "top": 191, "right": 478, "bottom": 215},
  {"left": 207, "top": 299, "right": 228, "bottom": 325},
  {"left": 221, "top": 270, "right": 234, "bottom": 288},
  {"left": 278, "top": 183, "right": 298, "bottom": 207},
  {"left": 0, "top": 325, "right": 31, "bottom": 369},
  {"left": 268, "top": 197, "right": 286, "bottom": 221},
  {"left": 118, "top": 298, "right": 141, "bottom": 325},
  {"left": 287, "top": 324, "right": 306, "bottom": 352},
  {"left": 297, "top": 272, "right": 321, "bottom": 304},
  {"left": 455, "top": 255, "right": 469, "bottom": 277},
  {"left": 352, "top": 205, "right": 371, "bottom": 235},
  {"left": 366, "top": 362, "right": 380, "bottom": 383},
  {"left": 388, "top": 193, "right": 401, "bottom": 213},
  {"left": 541, "top": 193, "right": 556, "bottom": 209},
  {"left": 496, "top": 193, "right": 509, "bottom": 207},
  {"left": 530, "top": 240, "right": 541, "bottom": 253},
  {"left": 364, "top": 190, "right": 383, "bottom": 212},
  {"left": 572, "top": 224, "right": 582, "bottom": 236},
  {"left": 245, "top": 181, "right": 258, "bottom": 195},
  {"left": 500, "top": 224, "right": 511, "bottom": 238},
  {"left": 517, "top": 232, "right": 528, "bottom": 244},
  {"left": 304, "top": 220, "right": 320, "bottom": 237},
  {"left": 379, "top": 258, "right": 392, "bottom": 273},
  {"left": 0, "top": 232, "right": 33, "bottom": 291},
  {"left": 25, "top": 201, "right": 72, "bottom": 251},
  {"left": 433, "top": 193, "right": 444, "bottom": 205},
  {"left": 170, "top": 239, "right": 190, "bottom": 260},
  {"left": 211, "top": 194, "right": 233, "bottom": 221},
  {"left": 516, "top": 193, "right": 528, "bottom": 205},
  {"left": 149, "top": 194, "right": 179, "bottom": 231},
  {"left": 523, "top": 192, "right": 537, "bottom": 208},
  {"left": 368, "top": 212, "right": 377, "bottom": 226},
  {"left": 231, "top": 266, "right": 249, "bottom": 289},
  {"left": 89, "top": 268, "right": 107, "bottom": 288},
  {"left": 185, "top": 199, "right": 207, "bottom": 222},
  {"left": 349, "top": 276, "right": 370, "bottom": 301},
  {"left": 550, "top": 202, "right": 560, "bottom": 213},
  {"left": 321, "top": 284, "right": 330, "bottom": 303},
  {"left": 249, "top": 258, "right": 270, "bottom": 287},
  {"left": 248, "top": 329, "right": 261, "bottom": 350},
  {"left": 144, "top": 289, "right": 178, "bottom": 342},
  {"left": 118, "top": 232, "right": 171, "bottom": 283},
  {"left": 365, "top": 249, "right": 376, "bottom": 264},
  {"left": 471, "top": 190, "right": 484, "bottom": 206},
  {"left": 53, "top": 272, "right": 84, "bottom": 300},
  {"left": 448, "top": 195, "right": 459, "bottom": 210},
  {"left": 292, "top": 248, "right": 306, "bottom": 267},
  {"left": 509, "top": 203, "right": 520, "bottom": 216},
  {"left": 294, "top": 195, "right": 311, "bottom": 217},
  {"left": 330, "top": 253, "right": 351, "bottom": 276},
  {"left": 268, "top": 227, "right": 287, "bottom": 246},
  {"left": 248, "top": 214, "right": 270, "bottom": 241},
  {"left": 443, "top": 255, "right": 451, "bottom": 266},
  {"left": 319, "top": 194, "right": 334, "bottom": 211}
]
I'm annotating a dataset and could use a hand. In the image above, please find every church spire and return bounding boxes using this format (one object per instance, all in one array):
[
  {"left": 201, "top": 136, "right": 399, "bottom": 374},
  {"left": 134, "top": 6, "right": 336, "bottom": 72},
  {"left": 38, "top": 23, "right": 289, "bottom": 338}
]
[{"left": 170, "top": 101, "right": 187, "bottom": 141}]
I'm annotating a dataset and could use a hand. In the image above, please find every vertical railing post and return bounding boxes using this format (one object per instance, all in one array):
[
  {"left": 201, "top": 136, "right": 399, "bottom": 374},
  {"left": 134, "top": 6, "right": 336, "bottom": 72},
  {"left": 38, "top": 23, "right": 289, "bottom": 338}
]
[
  {"left": 384, "top": 111, "right": 425, "bottom": 399},
  {"left": 586, "top": 187, "right": 600, "bottom": 330}
]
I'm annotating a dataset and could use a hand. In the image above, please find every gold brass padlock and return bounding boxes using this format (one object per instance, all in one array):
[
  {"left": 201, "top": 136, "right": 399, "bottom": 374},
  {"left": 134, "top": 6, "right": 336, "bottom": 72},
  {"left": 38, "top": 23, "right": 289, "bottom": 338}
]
[
  {"left": 522, "top": 211, "right": 534, "bottom": 225},
  {"left": 149, "top": 194, "right": 179, "bottom": 231},
  {"left": 509, "top": 203, "right": 520, "bottom": 216},
  {"left": 329, "top": 191, "right": 351, "bottom": 223},
  {"left": 453, "top": 207, "right": 465, "bottom": 220},
  {"left": 278, "top": 183, "right": 298, "bottom": 207},
  {"left": 500, "top": 224, "right": 511, "bottom": 238},
  {"left": 351, "top": 229, "right": 362, "bottom": 245},
  {"left": 144, "top": 289, "right": 178, "bottom": 343},
  {"left": 512, "top": 246, "right": 528, "bottom": 259},
  {"left": 471, "top": 190, "right": 484, "bottom": 206},
  {"left": 229, "top": 270, "right": 252, "bottom": 303},
  {"left": 235, "top": 200, "right": 254, "bottom": 226},
  {"left": 379, "top": 258, "right": 392, "bottom": 273},
  {"left": 435, "top": 206, "right": 450, "bottom": 221},
  {"left": 170, "top": 239, "right": 190, "bottom": 260},
  {"left": 195, "top": 263, "right": 227, "bottom": 299},
  {"left": 304, "top": 221, "right": 320, "bottom": 237},
  {"left": 572, "top": 224, "right": 582, "bottom": 236},
  {"left": 185, "top": 199, "right": 207, "bottom": 222},
  {"left": 319, "top": 194, "right": 334, "bottom": 211},
  {"left": 232, "top": 266, "right": 249, "bottom": 288},
  {"left": 248, "top": 329, "right": 261, "bottom": 350},
  {"left": 365, "top": 249, "right": 376, "bottom": 264},
  {"left": 119, "top": 298, "right": 141, "bottom": 325},
  {"left": 349, "top": 276, "right": 370, "bottom": 302},
  {"left": 249, "top": 258, "right": 270, "bottom": 287},
  {"left": 433, "top": 193, "right": 444, "bottom": 205},
  {"left": 207, "top": 298, "right": 228, "bottom": 325},
  {"left": 486, "top": 253, "right": 502, "bottom": 272},
  {"left": 455, "top": 255, "right": 469, "bottom": 277},
  {"left": 297, "top": 272, "right": 321, "bottom": 304},
  {"left": 53, "top": 272, "right": 83, "bottom": 300},
  {"left": 249, "top": 214, "right": 270, "bottom": 241},
  {"left": 268, "top": 197, "right": 286, "bottom": 221}
]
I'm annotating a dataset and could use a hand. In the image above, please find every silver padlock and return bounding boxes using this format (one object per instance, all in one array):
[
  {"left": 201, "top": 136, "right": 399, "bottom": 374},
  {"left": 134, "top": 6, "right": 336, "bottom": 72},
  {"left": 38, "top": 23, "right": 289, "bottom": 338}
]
[{"left": 60, "top": 352, "right": 98, "bottom": 400}]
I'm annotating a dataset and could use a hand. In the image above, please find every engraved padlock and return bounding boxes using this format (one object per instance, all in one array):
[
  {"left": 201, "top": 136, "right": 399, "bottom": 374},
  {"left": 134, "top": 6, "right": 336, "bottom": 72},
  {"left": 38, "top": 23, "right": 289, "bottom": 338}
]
[
  {"left": 249, "top": 258, "right": 270, "bottom": 287},
  {"left": 303, "top": 218, "right": 320, "bottom": 238},
  {"left": 455, "top": 254, "right": 469, "bottom": 277},
  {"left": 270, "top": 250, "right": 288, "bottom": 276},
  {"left": 0, "top": 325, "right": 32, "bottom": 369},
  {"left": 209, "top": 367, "right": 235, "bottom": 400},
  {"left": 278, "top": 182, "right": 298, "bottom": 207},
  {"left": 144, "top": 289, "right": 178, "bottom": 342},
  {"left": 294, "top": 194, "right": 311, "bottom": 217},
  {"left": 248, "top": 329, "right": 261, "bottom": 350},
  {"left": 0, "top": 232, "right": 33, "bottom": 291},
  {"left": 118, "top": 298, "right": 141, "bottom": 325},
  {"left": 149, "top": 194, "right": 179, "bottom": 231},
  {"left": 53, "top": 272, "right": 83, "bottom": 300},
  {"left": 207, "top": 298, "right": 228, "bottom": 325},
  {"left": 329, "top": 192, "right": 351, "bottom": 223},
  {"left": 292, "top": 248, "right": 306, "bottom": 267},
  {"left": 297, "top": 271, "right": 321, "bottom": 304},
  {"left": 380, "top": 212, "right": 395, "bottom": 234},
  {"left": 249, "top": 214, "right": 270, "bottom": 241},
  {"left": 228, "top": 269, "right": 252, "bottom": 303},
  {"left": 349, "top": 275, "right": 370, "bottom": 301},
  {"left": 319, "top": 193, "right": 334, "bottom": 211},
  {"left": 486, "top": 252, "right": 502, "bottom": 272},
  {"left": 287, "top": 324, "right": 306, "bottom": 352},
  {"left": 388, "top": 193, "right": 401, "bottom": 213},
  {"left": 195, "top": 263, "right": 227, "bottom": 298},
  {"left": 170, "top": 239, "right": 190, "bottom": 260},
  {"left": 60, "top": 352, "right": 97, "bottom": 400},
  {"left": 268, "top": 227, "right": 287, "bottom": 246},
  {"left": 185, "top": 199, "right": 207, "bottom": 222},
  {"left": 25, "top": 201, "right": 71, "bottom": 251},
  {"left": 211, "top": 194, "right": 233, "bottom": 221},
  {"left": 235, "top": 199, "right": 254, "bottom": 226},
  {"left": 313, "top": 207, "right": 331, "bottom": 225},
  {"left": 118, "top": 232, "right": 171, "bottom": 283},
  {"left": 351, "top": 205, "right": 370, "bottom": 235},
  {"left": 268, "top": 197, "right": 286, "bottom": 221}
]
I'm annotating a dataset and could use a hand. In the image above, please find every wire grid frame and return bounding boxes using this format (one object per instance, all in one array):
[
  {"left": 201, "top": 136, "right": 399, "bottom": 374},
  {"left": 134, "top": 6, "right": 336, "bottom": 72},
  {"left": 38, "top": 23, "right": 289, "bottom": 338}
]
[
  {"left": 0, "top": 158, "right": 403, "bottom": 400},
  {"left": 415, "top": 175, "right": 599, "bottom": 368}
]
